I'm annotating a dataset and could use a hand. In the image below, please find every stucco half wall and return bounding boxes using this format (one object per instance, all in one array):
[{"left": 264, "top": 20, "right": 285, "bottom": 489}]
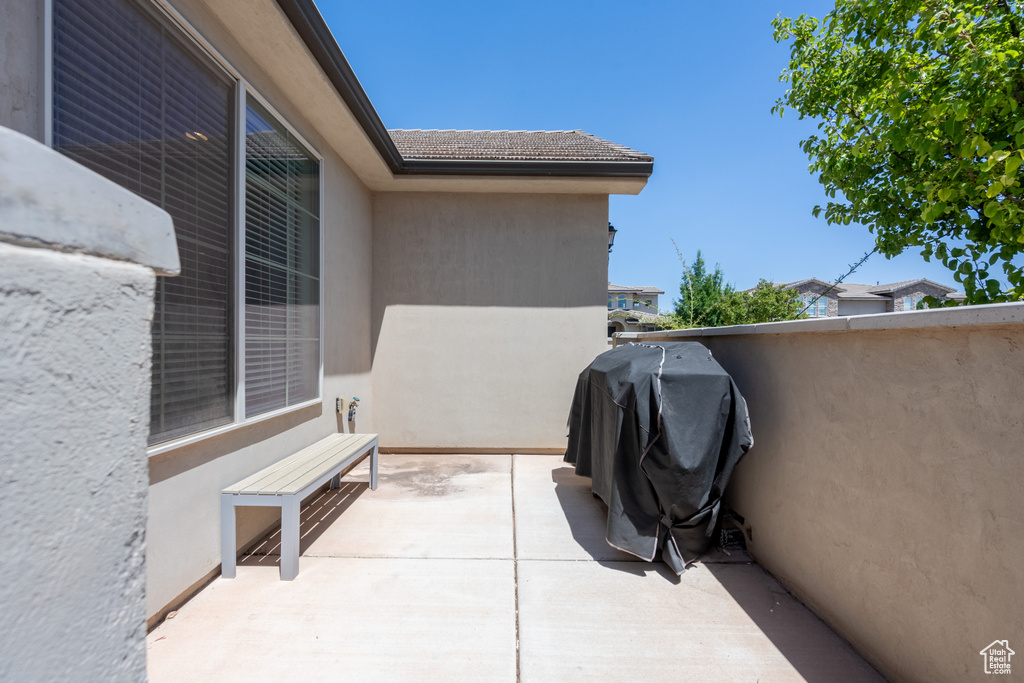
[
  {"left": 372, "top": 192, "right": 610, "bottom": 450},
  {"left": 620, "top": 304, "right": 1024, "bottom": 683},
  {"left": 0, "top": 127, "right": 179, "bottom": 681}
]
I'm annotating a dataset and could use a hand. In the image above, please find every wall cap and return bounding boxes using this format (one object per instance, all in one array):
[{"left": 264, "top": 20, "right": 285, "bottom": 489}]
[
  {"left": 617, "top": 302, "right": 1024, "bottom": 342},
  {"left": 0, "top": 126, "right": 180, "bottom": 274}
]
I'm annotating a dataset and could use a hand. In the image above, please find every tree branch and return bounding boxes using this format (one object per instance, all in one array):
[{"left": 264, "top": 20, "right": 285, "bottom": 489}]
[{"left": 996, "top": 0, "right": 1021, "bottom": 38}]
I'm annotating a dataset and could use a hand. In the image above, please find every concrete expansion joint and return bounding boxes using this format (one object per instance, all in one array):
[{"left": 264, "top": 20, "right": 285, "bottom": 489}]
[
  {"left": 147, "top": 454, "right": 891, "bottom": 680},
  {"left": 511, "top": 454, "right": 521, "bottom": 683}
]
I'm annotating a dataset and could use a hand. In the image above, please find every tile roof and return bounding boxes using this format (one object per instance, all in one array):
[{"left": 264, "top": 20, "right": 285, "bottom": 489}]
[
  {"left": 746, "top": 279, "right": 844, "bottom": 294},
  {"left": 608, "top": 309, "right": 667, "bottom": 322},
  {"left": 832, "top": 283, "right": 889, "bottom": 300},
  {"left": 775, "top": 278, "right": 963, "bottom": 299},
  {"left": 780, "top": 278, "right": 847, "bottom": 293},
  {"left": 388, "top": 129, "right": 652, "bottom": 164},
  {"left": 278, "top": 1, "right": 653, "bottom": 180},
  {"left": 608, "top": 283, "right": 665, "bottom": 294},
  {"left": 866, "top": 278, "right": 956, "bottom": 294}
]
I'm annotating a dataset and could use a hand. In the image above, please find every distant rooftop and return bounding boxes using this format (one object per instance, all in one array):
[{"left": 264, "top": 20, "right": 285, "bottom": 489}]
[
  {"left": 864, "top": 278, "right": 956, "bottom": 294},
  {"left": 608, "top": 283, "right": 665, "bottom": 294},
  {"left": 389, "top": 129, "right": 653, "bottom": 164},
  {"left": 608, "top": 309, "right": 666, "bottom": 323},
  {"left": 759, "top": 278, "right": 964, "bottom": 300}
]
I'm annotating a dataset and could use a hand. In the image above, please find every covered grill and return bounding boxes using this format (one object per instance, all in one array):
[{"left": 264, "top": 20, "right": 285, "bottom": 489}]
[{"left": 565, "top": 341, "right": 753, "bottom": 574}]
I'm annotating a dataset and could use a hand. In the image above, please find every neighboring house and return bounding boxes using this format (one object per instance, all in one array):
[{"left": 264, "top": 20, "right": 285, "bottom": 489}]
[
  {"left": 0, "top": 0, "right": 653, "bottom": 627},
  {"left": 608, "top": 283, "right": 665, "bottom": 334},
  {"left": 758, "top": 278, "right": 966, "bottom": 317}
]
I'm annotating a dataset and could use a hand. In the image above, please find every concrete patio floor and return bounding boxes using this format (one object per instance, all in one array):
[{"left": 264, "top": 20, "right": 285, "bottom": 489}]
[{"left": 147, "top": 454, "right": 886, "bottom": 682}]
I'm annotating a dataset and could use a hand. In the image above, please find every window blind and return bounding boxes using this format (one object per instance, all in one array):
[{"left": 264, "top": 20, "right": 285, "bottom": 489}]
[
  {"left": 52, "top": 0, "right": 235, "bottom": 444},
  {"left": 244, "top": 101, "right": 320, "bottom": 417}
]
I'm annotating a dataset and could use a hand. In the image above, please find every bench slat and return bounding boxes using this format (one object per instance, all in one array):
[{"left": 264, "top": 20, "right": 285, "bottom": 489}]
[
  {"left": 239, "top": 434, "right": 366, "bottom": 495},
  {"left": 276, "top": 433, "right": 378, "bottom": 495},
  {"left": 234, "top": 433, "right": 373, "bottom": 495},
  {"left": 223, "top": 435, "right": 354, "bottom": 494},
  {"left": 223, "top": 434, "right": 357, "bottom": 494},
  {"left": 256, "top": 434, "right": 376, "bottom": 495},
  {"left": 223, "top": 433, "right": 376, "bottom": 495}
]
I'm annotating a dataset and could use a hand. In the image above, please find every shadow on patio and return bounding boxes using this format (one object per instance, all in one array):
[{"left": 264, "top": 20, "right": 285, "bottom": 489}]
[{"left": 147, "top": 454, "right": 885, "bottom": 682}]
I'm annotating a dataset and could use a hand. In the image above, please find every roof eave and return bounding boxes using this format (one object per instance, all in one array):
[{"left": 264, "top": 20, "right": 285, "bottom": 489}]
[
  {"left": 275, "top": 0, "right": 404, "bottom": 173},
  {"left": 402, "top": 159, "right": 654, "bottom": 178},
  {"left": 783, "top": 278, "right": 847, "bottom": 292},
  {"left": 837, "top": 295, "right": 889, "bottom": 301},
  {"left": 276, "top": 0, "right": 654, "bottom": 182},
  {"left": 870, "top": 279, "right": 957, "bottom": 295}
]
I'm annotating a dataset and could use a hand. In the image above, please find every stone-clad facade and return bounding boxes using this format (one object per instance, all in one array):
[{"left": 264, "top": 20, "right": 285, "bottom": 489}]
[
  {"left": 764, "top": 278, "right": 965, "bottom": 317},
  {"left": 786, "top": 279, "right": 841, "bottom": 317},
  {"left": 608, "top": 283, "right": 666, "bottom": 334},
  {"left": 886, "top": 282, "right": 961, "bottom": 312}
]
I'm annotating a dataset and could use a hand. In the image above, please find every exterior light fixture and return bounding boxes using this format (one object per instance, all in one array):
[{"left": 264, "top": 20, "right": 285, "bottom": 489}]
[{"left": 608, "top": 222, "right": 617, "bottom": 254}]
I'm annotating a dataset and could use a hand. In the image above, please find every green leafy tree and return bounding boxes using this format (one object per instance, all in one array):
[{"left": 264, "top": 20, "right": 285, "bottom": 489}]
[
  {"left": 772, "top": 1, "right": 1024, "bottom": 304},
  {"left": 667, "top": 246, "right": 807, "bottom": 328},
  {"left": 674, "top": 250, "right": 735, "bottom": 327},
  {"left": 724, "top": 280, "right": 806, "bottom": 324}
]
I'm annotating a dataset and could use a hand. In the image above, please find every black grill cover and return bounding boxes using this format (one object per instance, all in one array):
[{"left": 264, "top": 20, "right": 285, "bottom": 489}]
[{"left": 565, "top": 341, "right": 753, "bottom": 574}]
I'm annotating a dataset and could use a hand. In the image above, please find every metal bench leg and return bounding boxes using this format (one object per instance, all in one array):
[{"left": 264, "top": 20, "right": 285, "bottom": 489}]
[
  {"left": 370, "top": 443, "right": 379, "bottom": 491},
  {"left": 280, "top": 496, "right": 301, "bottom": 580},
  {"left": 221, "top": 494, "right": 237, "bottom": 579}
]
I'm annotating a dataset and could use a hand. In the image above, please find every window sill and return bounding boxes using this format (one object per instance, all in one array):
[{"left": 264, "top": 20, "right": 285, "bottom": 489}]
[{"left": 146, "top": 397, "right": 323, "bottom": 458}]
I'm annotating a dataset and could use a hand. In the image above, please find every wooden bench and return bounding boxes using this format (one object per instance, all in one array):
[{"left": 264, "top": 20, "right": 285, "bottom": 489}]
[{"left": 221, "top": 432, "right": 378, "bottom": 580}]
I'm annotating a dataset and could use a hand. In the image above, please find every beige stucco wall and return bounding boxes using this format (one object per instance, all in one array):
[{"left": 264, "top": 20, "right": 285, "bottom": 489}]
[
  {"left": 372, "top": 192, "right": 609, "bottom": 450},
  {"left": 624, "top": 305, "right": 1024, "bottom": 683},
  {"left": 7, "top": 0, "right": 626, "bottom": 622},
  {"left": 137, "top": 0, "right": 377, "bottom": 622}
]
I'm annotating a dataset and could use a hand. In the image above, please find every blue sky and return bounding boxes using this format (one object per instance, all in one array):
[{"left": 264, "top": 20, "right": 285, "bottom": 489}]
[{"left": 321, "top": 0, "right": 968, "bottom": 306}]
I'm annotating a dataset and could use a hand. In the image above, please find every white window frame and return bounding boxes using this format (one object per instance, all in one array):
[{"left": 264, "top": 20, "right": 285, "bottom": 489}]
[
  {"left": 803, "top": 295, "right": 828, "bottom": 317},
  {"left": 904, "top": 296, "right": 926, "bottom": 312},
  {"left": 44, "top": 0, "right": 326, "bottom": 457}
]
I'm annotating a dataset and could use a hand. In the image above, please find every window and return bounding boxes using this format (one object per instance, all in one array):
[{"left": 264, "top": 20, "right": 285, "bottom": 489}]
[
  {"left": 52, "top": 0, "right": 321, "bottom": 447},
  {"left": 618, "top": 294, "right": 627, "bottom": 308},
  {"left": 803, "top": 295, "right": 828, "bottom": 317},
  {"left": 607, "top": 294, "right": 613, "bottom": 309},
  {"left": 633, "top": 299, "right": 641, "bottom": 309},
  {"left": 903, "top": 296, "right": 926, "bottom": 312},
  {"left": 243, "top": 101, "right": 320, "bottom": 417}
]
